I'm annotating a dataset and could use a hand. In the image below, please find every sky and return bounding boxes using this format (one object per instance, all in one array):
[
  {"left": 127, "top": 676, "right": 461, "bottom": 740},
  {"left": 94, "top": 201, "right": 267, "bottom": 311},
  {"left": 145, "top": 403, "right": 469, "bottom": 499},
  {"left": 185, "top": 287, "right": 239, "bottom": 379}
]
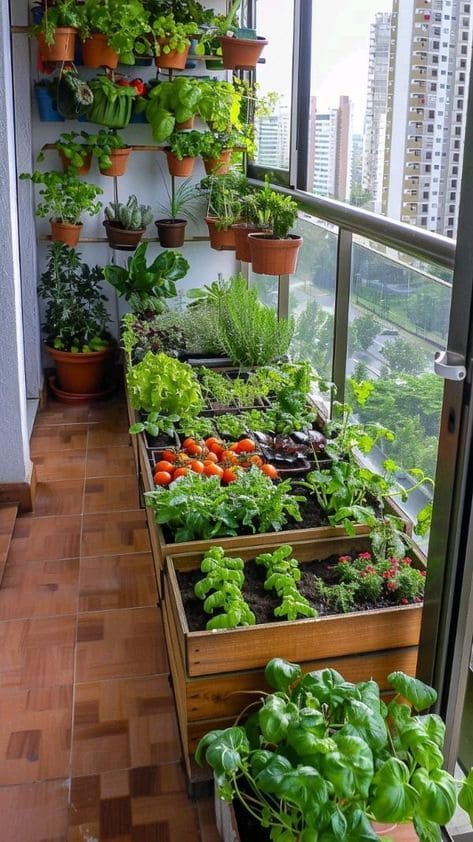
[{"left": 256, "top": 0, "right": 393, "bottom": 133}]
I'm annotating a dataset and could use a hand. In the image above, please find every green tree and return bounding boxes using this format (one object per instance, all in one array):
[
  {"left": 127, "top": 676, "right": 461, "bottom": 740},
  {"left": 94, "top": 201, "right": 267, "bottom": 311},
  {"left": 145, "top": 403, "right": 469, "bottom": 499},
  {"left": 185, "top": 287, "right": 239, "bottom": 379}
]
[
  {"left": 349, "top": 313, "right": 381, "bottom": 353},
  {"left": 382, "top": 337, "right": 430, "bottom": 374},
  {"left": 291, "top": 300, "right": 333, "bottom": 379}
]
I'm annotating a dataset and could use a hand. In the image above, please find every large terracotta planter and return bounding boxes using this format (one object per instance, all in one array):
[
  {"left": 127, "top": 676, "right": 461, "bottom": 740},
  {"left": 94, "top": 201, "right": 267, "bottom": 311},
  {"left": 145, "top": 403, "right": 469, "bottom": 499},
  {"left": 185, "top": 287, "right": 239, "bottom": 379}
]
[
  {"left": 47, "top": 344, "right": 114, "bottom": 396},
  {"left": 165, "top": 151, "right": 196, "bottom": 178},
  {"left": 58, "top": 149, "right": 92, "bottom": 176},
  {"left": 205, "top": 217, "right": 236, "bottom": 251},
  {"left": 232, "top": 223, "right": 271, "bottom": 262},
  {"left": 37, "top": 27, "right": 77, "bottom": 62},
  {"left": 99, "top": 147, "right": 132, "bottom": 177},
  {"left": 103, "top": 221, "right": 145, "bottom": 251},
  {"left": 220, "top": 35, "right": 268, "bottom": 70},
  {"left": 155, "top": 219, "right": 187, "bottom": 248},
  {"left": 162, "top": 535, "right": 424, "bottom": 783},
  {"left": 203, "top": 149, "right": 232, "bottom": 176},
  {"left": 81, "top": 33, "right": 119, "bottom": 69},
  {"left": 50, "top": 220, "right": 82, "bottom": 247},
  {"left": 248, "top": 233, "right": 303, "bottom": 276},
  {"left": 155, "top": 40, "right": 190, "bottom": 70}
]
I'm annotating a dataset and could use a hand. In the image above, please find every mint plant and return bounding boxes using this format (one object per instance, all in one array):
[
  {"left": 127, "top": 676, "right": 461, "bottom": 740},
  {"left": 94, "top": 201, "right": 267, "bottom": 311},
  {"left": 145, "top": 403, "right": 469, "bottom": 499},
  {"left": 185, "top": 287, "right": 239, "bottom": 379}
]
[{"left": 194, "top": 547, "right": 255, "bottom": 630}]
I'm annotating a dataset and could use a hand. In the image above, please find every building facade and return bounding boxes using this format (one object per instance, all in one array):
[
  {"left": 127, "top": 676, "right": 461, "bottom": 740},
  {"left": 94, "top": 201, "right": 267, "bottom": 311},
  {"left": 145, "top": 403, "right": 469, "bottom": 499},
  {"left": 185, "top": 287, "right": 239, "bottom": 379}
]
[
  {"left": 362, "top": 11, "right": 391, "bottom": 213},
  {"left": 307, "top": 95, "right": 352, "bottom": 201}
]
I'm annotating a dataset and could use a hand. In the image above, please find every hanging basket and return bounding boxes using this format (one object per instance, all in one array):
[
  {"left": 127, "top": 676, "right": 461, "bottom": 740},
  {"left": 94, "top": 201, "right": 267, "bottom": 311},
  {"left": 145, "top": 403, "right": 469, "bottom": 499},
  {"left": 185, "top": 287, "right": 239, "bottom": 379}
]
[
  {"left": 155, "top": 219, "right": 187, "bottom": 248},
  {"left": 165, "top": 151, "right": 196, "bottom": 177},
  {"left": 50, "top": 220, "right": 82, "bottom": 247},
  {"left": 248, "top": 233, "right": 303, "bottom": 276},
  {"left": 37, "top": 27, "right": 77, "bottom": 62},
  {"left": 219, "top": 35, "right": 268, "bottom": 70},
  {"left": 203, "top": 149, "right": 232, "bottom": 176},
  {"left": 81, "top": 33, "right": 119, "bottom": 69},
  {"left": 98, "top": 147, "right": 132, "bottom": 177},
  {"left": 155, "top": 40, "right": 190, "bottom": 70},
  {"left": 103, "top": 221, "right": 146, "bottom": 251},
  {"left": 232, "top": 223, "right": 271, "bottom": 263}
]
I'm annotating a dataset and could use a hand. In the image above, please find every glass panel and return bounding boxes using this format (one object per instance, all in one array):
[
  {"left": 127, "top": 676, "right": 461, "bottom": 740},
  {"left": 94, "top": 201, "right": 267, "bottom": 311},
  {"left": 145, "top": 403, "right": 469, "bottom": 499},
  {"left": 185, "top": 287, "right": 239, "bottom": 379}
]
[
  {"left": 346, "top": 235, "right": 453, "bottom": 536},
  {"left": 249, "top": 273, "right": 279, "bottom": 309},
  {"left": 254, "top": 0, "right": 293, "bottom": 171}
]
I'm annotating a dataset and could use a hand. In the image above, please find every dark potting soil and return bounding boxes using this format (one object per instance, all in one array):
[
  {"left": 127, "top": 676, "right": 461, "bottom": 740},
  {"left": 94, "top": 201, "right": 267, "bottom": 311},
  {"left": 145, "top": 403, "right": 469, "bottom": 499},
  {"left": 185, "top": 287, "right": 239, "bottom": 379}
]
[{"left": 176, "top": 552, "right": 399, "bottom": 633}]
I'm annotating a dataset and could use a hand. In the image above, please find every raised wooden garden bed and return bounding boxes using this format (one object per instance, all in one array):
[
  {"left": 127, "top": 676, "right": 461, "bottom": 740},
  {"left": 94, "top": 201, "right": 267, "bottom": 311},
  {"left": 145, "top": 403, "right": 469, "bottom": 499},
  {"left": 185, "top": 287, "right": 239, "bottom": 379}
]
[{"left": 162, "top": 534, "right": 424, "bottom": 783}]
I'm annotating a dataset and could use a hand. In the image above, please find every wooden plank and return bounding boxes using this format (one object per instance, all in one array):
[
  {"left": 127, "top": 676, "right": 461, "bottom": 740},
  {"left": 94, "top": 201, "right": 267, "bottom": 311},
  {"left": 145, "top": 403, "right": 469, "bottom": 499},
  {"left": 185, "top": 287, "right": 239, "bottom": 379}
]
[
  {"left": 164, "top": 558, "right": 189, "bottom": 671},
  {"left": 125, "top": 390, "right": 139, "bottom": 476},
  {"left": 162, "top": 602, "right": 192, "bottom": 780}
]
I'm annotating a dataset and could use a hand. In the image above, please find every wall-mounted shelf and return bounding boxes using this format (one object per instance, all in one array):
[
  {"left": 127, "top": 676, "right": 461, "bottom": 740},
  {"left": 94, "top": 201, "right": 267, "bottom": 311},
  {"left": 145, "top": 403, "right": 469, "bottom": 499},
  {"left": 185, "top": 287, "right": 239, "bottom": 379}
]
[{"left": 38, "top": 235, "right": 210, "bottom": 244}]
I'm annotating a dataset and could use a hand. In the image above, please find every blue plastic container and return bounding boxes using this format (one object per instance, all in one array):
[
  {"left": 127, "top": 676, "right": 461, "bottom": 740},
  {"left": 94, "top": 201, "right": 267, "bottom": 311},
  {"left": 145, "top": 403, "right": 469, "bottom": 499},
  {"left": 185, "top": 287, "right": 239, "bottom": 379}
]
[
  {"left": 34, "top": 85, "right": 65, "bottom": 122},
  {"left": 130, "top": 111, "right": 147, "bottom": 124}
]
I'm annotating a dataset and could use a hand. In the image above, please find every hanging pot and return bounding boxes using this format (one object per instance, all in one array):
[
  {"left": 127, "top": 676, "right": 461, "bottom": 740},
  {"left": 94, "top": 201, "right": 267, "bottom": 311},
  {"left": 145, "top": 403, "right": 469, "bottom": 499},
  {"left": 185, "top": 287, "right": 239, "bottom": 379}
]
[
  {"left": 219, "top": 35, "right": 268, "bottom": 70},
  {"left": 99, "top": 147, "right": 132, "bottom": 176},
  {"left": 50, "top": 220, "right": 82, "bottom": 247},
  {"left": 232, "top": 223, "right": 271, "bottom": 262},
  {"left": 175, "top": 116, "right": 195, "bottom": 131},
  {"left": 248, "top": 233, "right": 303, "bottom": 276},
  {"left": 47, "top": 344, "right": 115, "bottom": 396},
  {"left": 37, "top": 27, "right": 77, "bottom": 62},
  {"left": 103, "top": 221, "right": 145, "bottom": 251},
  {"left": 155, "top": 219, "right": 187, "bottom": 248},
  {"left": 203, "top": 148, "right": 232, "bottom": 176},
  {"left": 58, "top": 149, "right": 92, "bottom": 175},
  {"left": 165, "top": 151, "right": 196, "bottom": 178},
  {"left": 155, "top": 40, "right": 190, "bottom": 70},
  {"left": 205, "top": 217, "right": 236, "bottom": 251},
  {"left": 81, "top": 33, "right": 119, "bottom": 69}
]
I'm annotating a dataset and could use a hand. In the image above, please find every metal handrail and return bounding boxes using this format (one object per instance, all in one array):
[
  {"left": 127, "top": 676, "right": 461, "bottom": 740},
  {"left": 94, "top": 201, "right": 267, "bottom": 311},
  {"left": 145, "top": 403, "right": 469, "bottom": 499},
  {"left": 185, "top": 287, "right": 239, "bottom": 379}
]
[{"left": 248, "top": 179, "right": 456, "bottom": 270}]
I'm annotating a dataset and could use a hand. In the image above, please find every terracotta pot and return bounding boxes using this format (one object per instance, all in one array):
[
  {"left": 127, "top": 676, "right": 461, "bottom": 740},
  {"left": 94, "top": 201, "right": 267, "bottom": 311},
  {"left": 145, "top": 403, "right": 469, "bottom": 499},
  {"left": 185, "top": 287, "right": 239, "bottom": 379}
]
[
  {"left": 47, "top": 344, "right": 115, "bottom": 395},
  {"left": 220, "top": 35, "right": 268, "bottom": 70},
  {"left": 205, "top": 217, "right": 236, "bottom": 251},
  {"left": 81, "top": 33, "right": 119, "bottom": 69},
  {"left": 58, "top": 149, "right": 92, "bottom": 176},
  {"left": 155, "top": 219, "right": 187, "bottom": 248},
  {"left": 37, "top": 27, "right": 77, "bottom": 62},
  {"left": 155, "top": 40, "right": 190, "bottom": 70},
  {"left": 103, "top": 221, "right": 145, "bottom": 251},
  {"left": 175, "top": 116, "right": 195, "bottom": 131},
  {"left": 248, "top": 233, "right": 303, "bottom": 276},
  {"left": 203, "top": 148, "right": 232, "bottom": 176},
  {"left": 232, "top": 223, "right": 271, "bottom": 262},
  {"left": 50, "top": 220, "right": 82, "bottom": 247},
  {"left": 99, "top": 147, "right": 132, "bottom": 177},
  {"left": 165, "top": 151, "right": 195, "bottom": 178}
]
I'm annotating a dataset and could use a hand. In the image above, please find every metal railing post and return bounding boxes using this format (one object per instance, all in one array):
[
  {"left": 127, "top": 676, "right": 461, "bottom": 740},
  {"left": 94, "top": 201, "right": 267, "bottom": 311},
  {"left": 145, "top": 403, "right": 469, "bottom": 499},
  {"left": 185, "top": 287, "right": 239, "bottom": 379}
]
[{"left": 331, "top": 228, "right": 353, "bottom": 406}]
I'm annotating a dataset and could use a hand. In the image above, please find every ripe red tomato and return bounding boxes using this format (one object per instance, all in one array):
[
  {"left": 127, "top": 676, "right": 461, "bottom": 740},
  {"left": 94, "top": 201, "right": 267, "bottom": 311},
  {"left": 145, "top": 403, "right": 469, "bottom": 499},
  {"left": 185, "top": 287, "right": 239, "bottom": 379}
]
[
  {"left": 236, "top": 438, "right": 256, "bottom": 453},
  {"left": 204, "top": 451, "right": 219, "bottom": 463},
  {"left": 155, "top": 460, "right": 175, "bottom": 474},
  {"left": 182, "top": 438, "right": 195, "bottom": 449},
  {"left": 205, "top": 437, "right": 221, "bottom": 449},
  {"left": 186, "top": 443, "right": 203, "bottom": 457},
  {"left": 249, "top": 454, "right": 264, "bottom": 467},
  {"left": 204, "top": 463, "right": 224, "bottom": 478},
  {"left": 154, "top": 471, "right": 172, "bottom": 486},
  {"left": 173, "top": 467, "right": 189, "bottom": 479},
  {"left": 222, "top": 450, "right": 238, "bottom": 465},
  {"left": 222, "top": 468, "right": 238, "bottom": 484},
  {"left": 261, "top": 463, "right": 279, "bottom": 480},
  {"left": 160, "top": 449, "right": 177, "bottom": 463},
  {"left": 189, "top": 460, "right": 204, "bottom": 473}
]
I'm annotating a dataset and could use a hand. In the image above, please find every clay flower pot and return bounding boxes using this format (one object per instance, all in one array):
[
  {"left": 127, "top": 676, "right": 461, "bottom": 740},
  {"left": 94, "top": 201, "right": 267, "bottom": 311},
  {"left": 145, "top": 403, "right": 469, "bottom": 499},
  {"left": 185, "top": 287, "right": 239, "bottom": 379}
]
[
  {"left": 37, "top": 27, "right": 77, "bottom": 62},
  {"left": 205, "top": 217, "right": 236, "bottom": 251},
  {"left": 203, "top": 149, "right": 232, "bottom": 176},
  {"left": 175, "top": 116, "right": 195, "bottom": 131},
  {"left": 220, "top": 35, "right": 268, "bottom": 70},
  {"left": 58, "top": 150, "right": 92, "bottom": 176},
  {"left": 248, "top": 233, "right": 303, "bottom": 276},
  {"left": 155, "top": 219, "right": 187, "bottom": 248},
  {"left": 232, "top": 223, "right": 271, "bottom": 262},
  {"left": 81, "top": 33, "right": 119, "bottom": 69},
  {"left": 47, "top": 344, "right": 114, "bottom": 396},
  {"left": 99, "top": 147, "right": 132, "bottom": 177},
  {"left": 155, "top": 40, "right": 190, "bottom": 70},
  {"left": 165, "top": 151, "right": 196, "bottom": 178},
  {"left": 50, "top": 220, "right": 82, "bottom": 247},
  {"left": 103, "top": 221, "right": 145, "bottom": 251}
]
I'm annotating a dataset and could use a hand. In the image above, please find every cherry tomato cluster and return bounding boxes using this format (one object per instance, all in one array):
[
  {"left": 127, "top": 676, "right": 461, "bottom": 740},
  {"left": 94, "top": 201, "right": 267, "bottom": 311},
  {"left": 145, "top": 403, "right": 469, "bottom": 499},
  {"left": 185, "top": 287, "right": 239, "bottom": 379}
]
[{"left": 153, "top": 436, "right": 279, "bottom": 487}]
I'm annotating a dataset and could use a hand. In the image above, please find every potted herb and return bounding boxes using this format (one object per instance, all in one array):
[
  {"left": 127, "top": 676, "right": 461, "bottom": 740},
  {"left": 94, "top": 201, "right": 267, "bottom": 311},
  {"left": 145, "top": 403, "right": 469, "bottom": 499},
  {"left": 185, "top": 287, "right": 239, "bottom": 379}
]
[
  {"left": 103, "top": 195, "right": 153, "bottom": 250},
  {"left": 88, "top": 76, "right": 138, "bottom": 129},
  {"left": 198, "top": 172, "right": 248, "bottom": 250},
  {"left": 19, "top": 170, "right": 103, "bottom": 247},
  {"left": 31, "top": 0, "right": 82, "bottom": 62},
  {"left": 195, "top": 0, "right": 268, "bottom": 71},
  {"left": 197, "top": 79, "right": 242, "bottom": 133},
  {"left": 155, "top": 177, "right": 199, "bottom": 248},
  {"left": 145, "top": 77, "right": 202, "bottom": 142},
  {"left": 148, "top": 13, "right": 196, "bottom": 69},
  {"left": 38, "top": 242, "right": 113, "bottom": 400},
  {"left": 36, "top": 130, "right": 93, "bottom": 174},
  {"left": 200, "top": 132, "right": 235, "bottom": 176},
  {"left": 103, "top": 242, "right": 188, "bottom": 314},
  {"left": 92, "top": 129, "right": 132, "bottom": 175},
  {"left": 198, "top": 658, "right": 473, "bottom": 842},
  {"left": 79, "top": 0, "right": 151, "bottom": 68},
  {"left": 165, "top": 130, "right": 205, "bottom": 178},
  {"left": 248, "top": 179, "right": 303, "bottom": 276}
]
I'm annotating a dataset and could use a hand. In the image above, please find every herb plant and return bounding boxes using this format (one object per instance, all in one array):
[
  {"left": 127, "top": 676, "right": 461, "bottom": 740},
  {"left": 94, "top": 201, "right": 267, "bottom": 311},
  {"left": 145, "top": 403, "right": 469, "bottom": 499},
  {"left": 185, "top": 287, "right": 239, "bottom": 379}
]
[
  {"left": 145, "top": 76, "right": 202, "bottom": 142},
  {"left": 149, "top": 13, "right": 195, "bottom": 56},
  {"left": 197, "top": 658, "right": 473, "bottom": 842},
  {"left": 80, "top": 0, "right": 151, "bottom": 64},
  {"left": 194, "top": 547, "right": 255, "bottom": 630},
  {"left": 121, "top": 311, "right": 188, "bottom": 362},
  {"left": 197, "top": 80, "right": 243, "bottom": 132},
  {"left": 38, "top": 243, "right": 109, "bottom": 352},
  {"left": 127, "top": 351, "right": 204, "bottom": 434},
  {"left": 199, "top": 173, "right": 248, "bottom": 231},
  {"left": 255, "top": 545, "right": 317, "bottom": 621},
  {"left": 167, "top": 130, "right": 206, "bottom": 160},
  {"left": 31, "top": 0, "right": 82, "bottom": 45},
  {"left": 103, "top": 243, "right": 188, "bottom": 313},
  {"left": 246, "top": 176, "right": 299, "bottom": 239},
  {"left": 19, "top": 170, "right": 103, "bottom": 225}
]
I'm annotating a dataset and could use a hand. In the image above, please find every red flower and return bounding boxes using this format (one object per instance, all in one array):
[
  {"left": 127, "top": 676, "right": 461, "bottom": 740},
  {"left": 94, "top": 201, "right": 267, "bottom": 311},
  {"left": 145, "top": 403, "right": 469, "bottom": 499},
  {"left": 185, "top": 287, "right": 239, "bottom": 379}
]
[
  {"left": 401, "top": 557, "right": 412, "bottom": 566},
  {"left": 338, "top": 555, "right": 351, "bottom": 564},
  {"left": 400, "top": 598, "right": 409, "bottom": 605},
  {"left": 387, "top": 580, "right": 397, "bottom": 591},
  {"left": 382, "top": 571, "right": 391, "bottom": 579},
  {"left": 415, "top": 596, "right": 423, "bottom": 603},
  {"left": 365, "top": 566, "right": 376, "bottom": 574},
  {"left": 359, "top": 552, "right": 372, "bottom": 560}
]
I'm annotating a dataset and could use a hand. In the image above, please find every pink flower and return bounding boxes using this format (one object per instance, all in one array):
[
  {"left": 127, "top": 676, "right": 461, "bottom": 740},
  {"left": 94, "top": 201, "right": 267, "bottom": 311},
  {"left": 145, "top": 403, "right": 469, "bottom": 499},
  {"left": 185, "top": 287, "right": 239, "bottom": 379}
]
[
  {"left": 415, "top": 596, "right": 423, "bottom": 603},
  {"left": 382, "top": 571, "right": 391, "bottom": 579},
  {"left": 401, "top": 557, "right": 412, "bottom": 566},
  {"left": 400, "top": 598, "right": 409, "bottom": 605},
  {"left": 420, "top": 570, "right": 426, "bottom": 577},
  {"left": 366, "top": 566, "right": 376, "bottom": 574},
  {"left": 359, "top": 571, "right": 367, "bottom": 578},
  {"left": 338, "top": 555, "right": 351, "bottom": 563},
  {"left": 387, "top": 580, "right": 397, "bottom": 591},
  {"left": 359, "top": 552, "right": 372, "bottom": 560}
]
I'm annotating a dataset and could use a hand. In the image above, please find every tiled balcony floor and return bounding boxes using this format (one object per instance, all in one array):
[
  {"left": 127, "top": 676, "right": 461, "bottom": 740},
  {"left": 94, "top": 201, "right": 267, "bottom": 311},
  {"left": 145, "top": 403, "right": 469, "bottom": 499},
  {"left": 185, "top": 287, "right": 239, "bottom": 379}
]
[{"left": 0, "top": 393, "right": 219, "bottom": 842}]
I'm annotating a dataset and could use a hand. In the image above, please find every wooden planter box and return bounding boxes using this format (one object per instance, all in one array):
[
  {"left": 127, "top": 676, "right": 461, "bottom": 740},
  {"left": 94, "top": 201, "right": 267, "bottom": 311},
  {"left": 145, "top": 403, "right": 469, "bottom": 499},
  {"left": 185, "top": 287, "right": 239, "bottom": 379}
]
[{"left": 163, "top": 535, "right": 424, "bottom": 784}]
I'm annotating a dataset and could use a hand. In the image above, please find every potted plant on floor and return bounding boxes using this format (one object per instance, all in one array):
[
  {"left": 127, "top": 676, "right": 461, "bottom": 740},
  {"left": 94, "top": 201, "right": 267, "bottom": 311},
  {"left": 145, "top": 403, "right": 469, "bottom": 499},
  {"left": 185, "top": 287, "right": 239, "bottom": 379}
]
[
  {"left": 88, "top": 77, "right": 138, "bottom": 129},
  {"left": 198, "top": 172, "right": 248, "bottom": 250},
  {"left": 248, "top": 179, "right": 302, "bottom": 276},
  {"left": 79, "top": 0, "right": 151, "bottom": 67},
  {"left": 104, "top": 195, "right": 153, "bottom": 250},
  {"left": 148, "top": 12, "right": 196, "bottom": 69},
  {"left": 164, "top": 130, "right": 205, "bottom": 178},
  {"left": 103, "top": 242, "right": 189, "bottom": 314},
  {"left": 39, "top": 242, "right": 114, "bottom": 401},
  {"left": 198, "top": 658, "right": 473, "bottom": 841},
  {"left": 19, "top": 170, "right": 103, "bottom": 247},
  {"left": 145, "top": 76, "right": 202, "bottom": 142},
  {"left": 155, "top": 176, "right": 199, "bottom": 248},
  {"left": 31, "top": 0, "right": 82, "bottom": 62}
]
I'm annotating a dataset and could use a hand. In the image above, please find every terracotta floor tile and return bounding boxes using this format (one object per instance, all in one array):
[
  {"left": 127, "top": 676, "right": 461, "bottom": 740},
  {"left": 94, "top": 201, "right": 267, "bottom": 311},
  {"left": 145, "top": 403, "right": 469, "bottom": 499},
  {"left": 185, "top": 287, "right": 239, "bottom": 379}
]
[
  {"left": 32, "top": 480, "right": 85, "bottom": 517},
  {"left": 34, "top": 403, "right": 91, "bottom": 426},
  {"left": 79, "top": 554, "right": 156, "bottom": 612},
  {"left": 34, "top": 450, "right": 86, "bottom": 482},
  {"left": 76, "top": 607, "right": 167, "bottom": 683},
  {"left": 0, "top": 504, "right": 17, "bottom": 577},
  {"left": 72, "top": 675, "right": 180, "bottom": 776},
  {"left": 81, "top": 512, "right": 150, "bottom": 558},
  {"left": 0, "top": 616, "right": 76, "bottom": 691},
  {"left": 30, "top": 424, "right": 88, "bottom": 456},
  {"left": 86, "top": 446, "right": 137, "bottom": 479},
  {"left": 83, "top": 475, "right": 140, "bottom": 514},
  {"left": 88, "top": 398, "right": 127, "bottom": 422},
  {"left": 8, "top": 516, "right": 82, "bottom": 563},
  {"left": 0, "top": 684, "right": 72, "bottom": 784},
  {"left": 88, "top": 421, "right": 131, "bottom": 448},
  {"left": 197, "top": 797, "right": 222, "bottom": 842},
  {"left": 131, "top": 789, "right": 201, "bottom": 839},
  {"left": 0, "top": 558, "right": 80, "bottom": 620},
  {"left": 0, "top": 778, "right": 69, "bottom": 842}
]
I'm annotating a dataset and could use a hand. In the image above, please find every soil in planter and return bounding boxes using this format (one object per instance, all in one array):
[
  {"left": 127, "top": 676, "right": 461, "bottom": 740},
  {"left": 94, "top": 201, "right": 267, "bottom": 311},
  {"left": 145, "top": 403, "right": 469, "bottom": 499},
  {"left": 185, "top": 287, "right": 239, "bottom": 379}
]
[{"left": 177, "top": 550, "right": 412, "bottom": 632}]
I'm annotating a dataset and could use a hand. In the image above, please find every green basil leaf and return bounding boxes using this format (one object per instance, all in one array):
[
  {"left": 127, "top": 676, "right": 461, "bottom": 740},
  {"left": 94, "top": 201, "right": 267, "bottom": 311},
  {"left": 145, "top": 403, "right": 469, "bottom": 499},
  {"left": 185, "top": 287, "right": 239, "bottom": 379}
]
[
  {"left": 254, "top": 754, "right": 293, "bottom": 795},
  {"left": 264, "top": 657, "right": 302, "bottom": 692},
  {"left": 205, "top": 727, "right": 249, "bottom": 776},
  {"left": 458, "top": 768, "right": 473, "bottom": 823},
  {"left": 371, "top": 757, "right": 418, "bottom": 823},
  {"left": 259, "top": 696, "right": 291, "bottom": 743},
  {"left": 387, "top": 672, "right": 438, "bottom": 711},
  {"left": 413, "top": 815, "right": 442, "bottom": 842},
  {"left": 322, "top": 734, "right": 374, "bottom": 799},
  {"left": 412, "top": 768, "right": 457, "bottom": 825}
]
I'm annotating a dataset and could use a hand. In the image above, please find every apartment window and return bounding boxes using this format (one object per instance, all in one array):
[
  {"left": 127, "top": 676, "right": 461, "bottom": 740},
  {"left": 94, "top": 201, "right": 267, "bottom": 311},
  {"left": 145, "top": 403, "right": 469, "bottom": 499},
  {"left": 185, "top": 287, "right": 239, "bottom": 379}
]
[
  {"left": 461, "top": 45, "right": 468, "bottom": 54},
  {"left": 454, "top": 140, "right": 461, "bottom": 148},
  {"left": 449, "top": 204, "right": 455, "bottom": 212},
  {"left": 422, "top": 204, "right": 428, "bottom": 212},
  {"left": 458, "top": 86, "right": 465, "bottom": 95},
  {"left": 448, "top": 217, "right": 454, "bottom": 225},
  {"left": 432, "top": 55, "right": 439, "bottom": 63},
  {"left": 450, "top": 192, "right": 456, "bottom": 200},
  {"left": 453, "top": 166, "right": 459, "bottom": 174},
  {"left": 452, "top": 179, "right": 457, "bottom": 187},
  {"left": 425, "top": 165, "right": 432, "bottom": 172},
  {"left": 426, "top": 151, "right": 432, "bottom": 159},
  {"left": 421, "top": 217, "right": 428, "bottom": 224},
  {"left": 427, "top": 124, "right": 434, "bottom": 132},
  {"left": 453, "top": 153, "right": 460, "bottom": 161},
  {"left": 455, "top": 127, "right": 462, "bottom": 135},
  {"left": 431, "top": 83, "right": 437, "bottom": 91},
  {"left": 423, "top": 191, "right": 430, "bottom": 198}
]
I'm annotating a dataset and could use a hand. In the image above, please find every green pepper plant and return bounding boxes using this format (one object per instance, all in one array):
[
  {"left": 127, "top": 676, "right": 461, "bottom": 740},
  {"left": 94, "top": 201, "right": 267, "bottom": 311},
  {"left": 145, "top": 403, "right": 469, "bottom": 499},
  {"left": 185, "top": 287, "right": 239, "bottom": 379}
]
[{"left": 197, "top": 657, "right": 473, "bottom": 842}]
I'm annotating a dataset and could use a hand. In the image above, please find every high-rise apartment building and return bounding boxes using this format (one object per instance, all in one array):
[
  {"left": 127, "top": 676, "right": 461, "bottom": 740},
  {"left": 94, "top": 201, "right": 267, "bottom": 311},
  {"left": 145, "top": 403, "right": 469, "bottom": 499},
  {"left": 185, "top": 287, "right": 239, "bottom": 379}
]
[
  {"left": 255, "top": 106, "right": 290, "bottom": 170},
  {"left": 362, "top": 12, "right": 391, "bottom": 213},
  {"left": 307, "top": 96, "right": 352, "bottom": 200},
  {"left": 382, "top": 0, "right": 472, "bottom": 238}
]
